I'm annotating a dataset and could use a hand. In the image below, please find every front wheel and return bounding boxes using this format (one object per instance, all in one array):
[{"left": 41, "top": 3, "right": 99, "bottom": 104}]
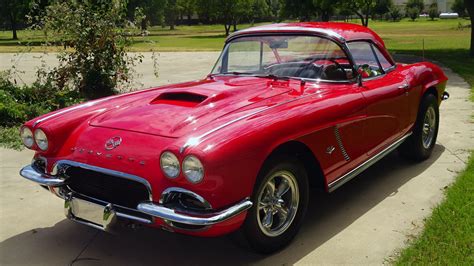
[
  {"left": 399, "top": 93, "right": 439, "bottom": 161},
  {"left": 242, "top": 156, "right": 308, "bottom": 253}
]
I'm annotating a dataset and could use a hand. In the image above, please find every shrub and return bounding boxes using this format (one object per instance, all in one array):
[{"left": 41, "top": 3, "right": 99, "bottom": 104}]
[
  {"left": 0, "top": 71, "right": 82, "bottom": 127},
  {"left": 429, "top": 2, "right": 439, "bottom": 20},
  {"left": 36, "top": 0, "right": 142, "bottom": 100},
  {"left": 388, "top": 6, "right": 402, "bottom": 21},
  {"left": 407, "top": 7, "right": 420, "bottom": 21}
]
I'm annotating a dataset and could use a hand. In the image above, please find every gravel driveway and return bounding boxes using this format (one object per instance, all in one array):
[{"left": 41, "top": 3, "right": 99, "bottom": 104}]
[{"left": 0, "top": 52, "right": 472, "bottom": 265}]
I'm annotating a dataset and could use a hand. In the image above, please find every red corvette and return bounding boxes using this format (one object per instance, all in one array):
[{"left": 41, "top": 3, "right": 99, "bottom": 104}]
[{"left": 19, "top": 22, "right": 449, "bottom": 253}]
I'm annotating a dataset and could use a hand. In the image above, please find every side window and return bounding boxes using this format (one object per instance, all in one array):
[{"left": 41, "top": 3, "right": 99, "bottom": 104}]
[
  {"left": 372, "top": 45, "right": 394, "bottom": 71},
  {"left": 347, "top": 42, "right": 383, "bottom": 78}
]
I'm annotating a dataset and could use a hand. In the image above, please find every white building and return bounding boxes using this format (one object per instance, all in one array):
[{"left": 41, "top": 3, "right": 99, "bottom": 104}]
[{"left": 393, "top": 0, "right": 455, "bottom": 13}]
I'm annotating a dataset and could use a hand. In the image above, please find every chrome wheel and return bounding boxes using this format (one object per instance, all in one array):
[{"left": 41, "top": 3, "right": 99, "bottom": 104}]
[
  {"left": 256, "top": 170, "right": 299, "bottom": 237},
  {"left": 422, "top": 106, "right": 436, "bottom": 149}
]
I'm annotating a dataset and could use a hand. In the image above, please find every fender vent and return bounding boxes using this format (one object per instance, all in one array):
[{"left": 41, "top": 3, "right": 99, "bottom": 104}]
[
  {"left": 334, "top": 126, "right": 350, "bottom": 161},
  {"left": 151, "top": 92, "right": 208, "bottom": 107}
]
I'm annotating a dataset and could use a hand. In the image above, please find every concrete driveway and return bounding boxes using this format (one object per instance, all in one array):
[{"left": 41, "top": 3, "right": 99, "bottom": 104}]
[{"left": 0, "top": 53, "right": 473, "bottom": 265}]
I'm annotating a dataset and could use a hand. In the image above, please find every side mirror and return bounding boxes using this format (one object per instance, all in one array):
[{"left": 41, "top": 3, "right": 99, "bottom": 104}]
[
  {"left": 356, "top": 64, "right": 370, "bottom": 87},
  {"left": 356, "top": 73, "right": 363, "bottom": 87}
]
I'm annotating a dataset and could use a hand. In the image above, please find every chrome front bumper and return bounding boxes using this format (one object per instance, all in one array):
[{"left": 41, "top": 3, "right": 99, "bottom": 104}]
[{"left": 20, "top": 164, "right": 253, "bottom": 230}]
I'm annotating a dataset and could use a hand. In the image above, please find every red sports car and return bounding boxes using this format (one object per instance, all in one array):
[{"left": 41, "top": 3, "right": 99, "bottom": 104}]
[{"left": 19, "top": 22, "right": 449, "bottom": 253}]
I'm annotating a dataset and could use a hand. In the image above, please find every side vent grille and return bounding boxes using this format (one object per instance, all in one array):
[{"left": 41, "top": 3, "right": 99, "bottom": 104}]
[{"left": 334, "top": 126, "right": 350, "bottom": 161}]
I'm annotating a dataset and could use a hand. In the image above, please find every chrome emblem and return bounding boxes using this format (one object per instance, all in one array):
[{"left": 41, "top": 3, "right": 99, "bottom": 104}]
[
  {"left": 326, "top": 146, "right": 336, "bottom": 155},
  {"left": 105, "top": 136, "right": 122, "bottom": 150}
]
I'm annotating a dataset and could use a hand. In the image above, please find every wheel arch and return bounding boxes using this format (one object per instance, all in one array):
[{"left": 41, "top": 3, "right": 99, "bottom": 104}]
[{"left": 261, "top": 140, "right": 326, "bottom": 190}]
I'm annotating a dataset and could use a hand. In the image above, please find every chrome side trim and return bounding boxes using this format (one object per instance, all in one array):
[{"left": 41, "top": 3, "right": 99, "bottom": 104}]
[
  {"left": 54, "top": 160, "right": 152, "bottom": 200},
  {"left": 327, "top": 132, "right": 412, "bottom": 192},
  {"left": 32, "top": 98, "right": 110, "bottom": 127},
  {"left": 137, "top": 198, "right": 253, "bottom": 226},
  {"left": 334, "top": 126, "right": 350, "bottom": 161},
  {"left": 20, "top": 165, "right": 67, "bottom": 187}
]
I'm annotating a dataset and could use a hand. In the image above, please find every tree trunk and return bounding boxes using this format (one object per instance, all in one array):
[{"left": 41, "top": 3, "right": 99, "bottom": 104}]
[
  {"left": 466, "top": 0, "right": 474, "bottom": 56},
  {"left": 354, "top": 11, "right": 365, "bottom": 27},
  {"left": 10, "top": 12, "right": 18, "bottom": 40},
  {"left": 233, "top": 21, "right": 237, "bottom": 32},
  {"left": 187, "top": 12, "right": 192, "bottom": 26},
  {"left": 224, "top": 24, "right": 231, "bottom": 36},
  {"left": 321, "top": 11, "right": 330, "bottom": 22}
]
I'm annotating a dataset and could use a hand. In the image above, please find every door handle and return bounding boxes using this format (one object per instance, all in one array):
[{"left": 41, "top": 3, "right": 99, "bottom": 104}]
[{"left": 398, "top": 84, "right": 409, "bottom": 90}]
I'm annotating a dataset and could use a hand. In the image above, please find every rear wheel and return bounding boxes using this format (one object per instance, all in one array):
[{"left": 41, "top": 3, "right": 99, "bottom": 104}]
[
  {"left": 399, "top": 93, "right": 439, "bottom": 161},
  {"left": 242, "top": 156, "right": 308, "bottom": 253}
]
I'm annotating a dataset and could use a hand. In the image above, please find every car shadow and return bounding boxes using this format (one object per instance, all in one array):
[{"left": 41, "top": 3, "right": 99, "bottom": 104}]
[{"left": 0, "top": 145, "right": 445, "bottom": 265}]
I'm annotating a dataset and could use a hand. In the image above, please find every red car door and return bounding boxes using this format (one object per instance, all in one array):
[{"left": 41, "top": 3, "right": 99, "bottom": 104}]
[{"left": 347, "top": 41, "right": 409, "bottom": 156}]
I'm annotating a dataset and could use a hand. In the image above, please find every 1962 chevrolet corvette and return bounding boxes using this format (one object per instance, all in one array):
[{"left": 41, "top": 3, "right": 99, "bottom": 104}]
[{"left": 19, "top": 22, "right": 449, "bottom": 253}]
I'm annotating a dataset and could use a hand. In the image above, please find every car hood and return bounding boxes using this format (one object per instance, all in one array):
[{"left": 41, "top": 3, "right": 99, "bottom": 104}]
[{"left": 90, "top": 76, "right": 293, "bottom": 138}]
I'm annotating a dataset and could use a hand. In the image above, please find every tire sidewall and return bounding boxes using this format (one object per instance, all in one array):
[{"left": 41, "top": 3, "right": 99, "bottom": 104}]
[
  {"left": 243, "top": 156, "right": 309, "bottom": 253},
  {"left": 414, "top": 94, "right": 440, "bottom": 158}
]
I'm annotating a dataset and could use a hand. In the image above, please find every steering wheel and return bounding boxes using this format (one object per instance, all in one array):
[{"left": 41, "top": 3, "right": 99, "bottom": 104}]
[{"left": 326, "top": 59, "right": 346, "bottom": 73}]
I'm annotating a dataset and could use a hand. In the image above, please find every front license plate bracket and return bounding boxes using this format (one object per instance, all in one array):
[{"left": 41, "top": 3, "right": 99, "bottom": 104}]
[{"left": 64, "top": 194, "right": 117, "bottom": 231}]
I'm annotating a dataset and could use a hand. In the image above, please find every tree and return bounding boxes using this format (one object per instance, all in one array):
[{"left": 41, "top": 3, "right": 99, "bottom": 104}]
[
  {"left": 388, "top": 5, "right": 402, "bottom": 21},
  {"left": 407, "top": 7, "right": 420, "bottom": 21},
  {"left": 428, "top": 2, "right": 439, "bottom": 20},
  {"left": 196, "top": 0, "right": 217, "bottom": 23},
  {"left": 127, "top": 0, "right": 166, "bottom": 30},
  {"left": 39, "top": 0, "right": 142, "bottom": 99},
  {"left": 165, "top": 0, "right": 179, "bottom": 30},
  {"left": 282, "top": 0, "right": 318, "bottom": 21},
  {"left": 373, "top": 0, "right": 393, "bottom": 19},
  {"left": 249, "top": 0, "right": 270, "bottom": 24},
  {"left": 466, "top": 0, "right": 474, "bottom": 57},
  {"left": 266, "top": 0, "right": 283, "bottom": 22},
  {"left": 452, "top": 0, "right": 467, "bottom": 17},
  {"left": 215, "top": 0, "right": 250, "bottom": 36},
  {"left": 343, "top": 0, "right": 377, "bottom": 27},
  {"left": 282, "top": 0, "right": 338, "bottom": 22},
  {"left": 178, "top": 0, "right": 196, "bottom": 25},
  {"left": 0, "top": 0, "right": 30, "bottom": 40},
  {"left": 405, "top": 0, "right": 424, "bottom": 14}
]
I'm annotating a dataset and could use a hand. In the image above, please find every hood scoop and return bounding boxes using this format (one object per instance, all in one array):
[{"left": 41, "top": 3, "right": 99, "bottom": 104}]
[{"left": 151, "top": 92, "right": 208, "bottom": 107}]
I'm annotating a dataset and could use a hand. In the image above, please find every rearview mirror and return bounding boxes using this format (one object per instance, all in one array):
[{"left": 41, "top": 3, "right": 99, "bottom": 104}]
[{"left": 269, "top": 40, "right": 288, "bottom": 49}]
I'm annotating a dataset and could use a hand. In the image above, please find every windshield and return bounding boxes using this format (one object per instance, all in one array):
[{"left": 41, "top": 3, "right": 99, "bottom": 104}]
[{"left": 211, "top": 35, "right": 355, "bottom": 81}]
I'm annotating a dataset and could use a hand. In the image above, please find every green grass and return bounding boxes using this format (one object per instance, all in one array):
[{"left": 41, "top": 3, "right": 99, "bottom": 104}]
[
  {"left": 395, "top": 156, "right": 474, "bottom": 265},
  {"left": 0, "top": 17, "right": 473, "bottom": 262}
]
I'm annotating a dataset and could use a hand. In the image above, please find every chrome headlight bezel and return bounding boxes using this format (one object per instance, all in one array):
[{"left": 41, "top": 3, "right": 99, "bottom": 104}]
[
  {"left": 183, "top": 155, "right": 204, "bottom": 184},
  {"left": 160, "top": 151, "right": 180, "bottom": 179},
  {"left": 20, "top": 127, "right": 34, "bottom": 148},
  {"left": 34, "top": 129, "right": 49, "bottom": 151}
]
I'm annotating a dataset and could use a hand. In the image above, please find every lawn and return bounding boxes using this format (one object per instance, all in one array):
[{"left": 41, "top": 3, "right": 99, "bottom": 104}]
[
  {"left": 395, "top": 156, "right": 474, "bottom": 265},
  {"left": 0, "top": 18, "right": 473, "bottom": 263}
]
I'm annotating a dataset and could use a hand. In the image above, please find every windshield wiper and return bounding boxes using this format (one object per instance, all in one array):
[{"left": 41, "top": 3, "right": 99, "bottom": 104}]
[
  {"left": 220, "top": 71, "right": 256, "bottom": 76},
  {"left": 255, "top": 74, "right": 290, "bottom": 81}
]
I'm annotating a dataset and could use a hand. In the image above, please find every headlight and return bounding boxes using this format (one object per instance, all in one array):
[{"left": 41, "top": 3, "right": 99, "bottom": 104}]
[
  {"left": 183, "top": 155, "right": 204, "bottom": 184},
  {"left": 34, "top": 129, "right": 49, "bottom": 151},
  {"left": 160, "top": 151, "right": 180, "bottom": 178},
  {"left": 20, "top": 127, "right": 34, "bottom": 148}
]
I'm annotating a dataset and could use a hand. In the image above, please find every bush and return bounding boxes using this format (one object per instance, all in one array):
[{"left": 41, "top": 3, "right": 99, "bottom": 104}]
[
  {"left": 0, "top": 71, "right": 82, "bottom": 127},
  {"left": 388, "top": 6, "right": 402, "bottom": 21},
  {"left": 429, "top": 3, "right": 439, "bottom": 20},
  {"left": 36, "top": 0, "right": 142, "bottom": 100},
  {"left": 407, "top": 7, "right": 420, "bottom": 21}
]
